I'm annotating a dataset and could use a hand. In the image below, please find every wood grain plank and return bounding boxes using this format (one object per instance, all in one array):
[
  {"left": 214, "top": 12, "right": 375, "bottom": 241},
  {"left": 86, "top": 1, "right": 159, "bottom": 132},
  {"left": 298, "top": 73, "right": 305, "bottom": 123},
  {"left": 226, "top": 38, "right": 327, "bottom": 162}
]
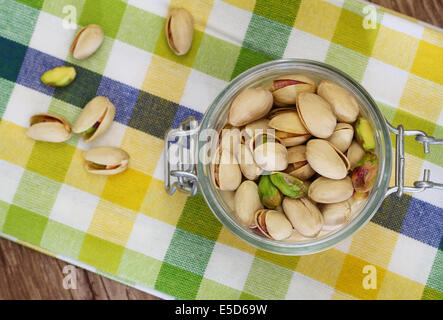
[{"left": 1, "top": 0, "right": 441, "bottom": 300}]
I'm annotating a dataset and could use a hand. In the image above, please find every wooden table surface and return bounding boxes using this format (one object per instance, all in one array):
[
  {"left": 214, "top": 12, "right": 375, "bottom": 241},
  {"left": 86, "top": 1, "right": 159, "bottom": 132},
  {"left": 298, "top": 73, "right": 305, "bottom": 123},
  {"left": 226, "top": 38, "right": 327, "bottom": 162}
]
[{"left": 1, "top": 0, "right": 441, "bottom": 300}]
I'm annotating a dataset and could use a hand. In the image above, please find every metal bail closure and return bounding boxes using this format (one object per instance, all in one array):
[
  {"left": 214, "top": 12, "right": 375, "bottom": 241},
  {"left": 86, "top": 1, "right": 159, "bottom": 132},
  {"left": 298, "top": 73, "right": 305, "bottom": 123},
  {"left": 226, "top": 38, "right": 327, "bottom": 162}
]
[
  {"left": 164, "top": 117, "right": 200, "bottom": 196},
  {"left": 386, "top": 121, "right": 443, "bottom": 197}
]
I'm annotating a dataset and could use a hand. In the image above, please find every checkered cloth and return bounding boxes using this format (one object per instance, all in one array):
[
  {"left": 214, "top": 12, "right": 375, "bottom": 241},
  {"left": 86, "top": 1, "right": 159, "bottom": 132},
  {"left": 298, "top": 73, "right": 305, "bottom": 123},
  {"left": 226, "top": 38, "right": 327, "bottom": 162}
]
[{"left": 0, "top": 0, "right": 442, "bottom": 300}]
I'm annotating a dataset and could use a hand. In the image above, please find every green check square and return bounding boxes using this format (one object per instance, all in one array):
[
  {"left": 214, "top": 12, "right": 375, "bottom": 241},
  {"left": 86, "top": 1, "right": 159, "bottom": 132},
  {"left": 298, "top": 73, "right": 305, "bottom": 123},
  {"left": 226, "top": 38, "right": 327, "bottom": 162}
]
[
  {"left": 376, "top": 101, "right": 396, "bottom": 124},
  {"left": 0, "top": 200, "right": 10, "bottom": 230},
  {"left": 254, "top": 0, "right": 301, "bottom": 26},
  {"left": 194, "top": 33, "right": 241, "bottom": 81},
  {"left": 332, "top": 8, "right": 380, "bottom": 57},
  {"left": 13, "top": 170, "right": 61, "bottom": 218},
  {"left": 2, "top": 204, "right": 48, "bottom": 245},
  {"left": 325, "top": 42, "right": 370, "bottom": 82},
  {"left": 425, "top": 249, "right": 442, "bottom": 293},
  {"left": 48, "top": 98, "right": 81, "bottom": 147},
  {"left": 255, "top": 249, "right": 300, "bottom": 270},
  {"left": 231, "top": 47, "right": 272, "bottom": 80},
  {"left": 242, "top": 257, "right": 293, "bottom": 299},
  {"left": 79, "top": 234, "right": 125, "bottom": 274},
  {"left": 343, "top": 0, "right": 383, "bottom": 22},
  {"left": 40, "top": 220, "right": 85, "bottom": 259},
  {"left": 392, "top": 109, "right": 436, "bottom": 163},
  {"left": 0, "top": 0, "right": 40, "bottom": 46},
  {"left": 177, "top": 194, "right": 222, "bottom": 241},
  {"left": 116, "top": 4, "right": 164, "bottom": 53},
  {"left": 164, "top": 228, "right": 215, "bottom": 276},
  {"left": 117, "top": 249, "right": 162, "bottom": 288},
  {"left": 79, "top": 0, "right": 127, "bottom": 39},
  {"left": 15, "top": 0, "right": 43, "bottom": 10},
  {"left": 427, "top": 124, "right": 443, "bottom": 167},
  {"left": 196, "top": 278, "right": 241, "bottom": 299},
  {"left": 154, "top": 28, "right": 203, "bottom": 68},
  {"left": 26, "top": 141, "right": 76, "bottom": 183},
  {"left": 66, "top": 35, "right": 113, "bottom": 75},
  {"left": 239, "top": 292, "right": 261, "bottom": 300},
  {"left": 0, "top": 78, "right": 14, "bottom": 118},
  {"left": 155, "top": 262, "right": 202, "bottom": 300},
  {"left": 422, "top": 286, "right": 443, "bottom": 300},
  {"left": 42, "top": 0, "right": 85, "bottom": 19}
]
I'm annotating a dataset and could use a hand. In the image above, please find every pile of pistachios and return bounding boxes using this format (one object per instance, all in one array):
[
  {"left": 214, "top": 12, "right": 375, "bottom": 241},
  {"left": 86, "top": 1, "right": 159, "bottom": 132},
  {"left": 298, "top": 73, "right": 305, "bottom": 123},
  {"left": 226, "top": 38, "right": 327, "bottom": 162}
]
[{"left": 214, "top": 75, "right": 377, "bottom": 242}]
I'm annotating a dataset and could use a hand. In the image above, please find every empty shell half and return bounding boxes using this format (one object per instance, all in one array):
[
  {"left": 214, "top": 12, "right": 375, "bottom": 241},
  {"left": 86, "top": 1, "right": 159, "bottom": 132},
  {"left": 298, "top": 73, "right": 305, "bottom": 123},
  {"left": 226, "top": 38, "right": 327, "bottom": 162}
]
[
  {"left": 70, "top": 24, "right": 104, "bottom": 60},
  {"left": 166, "top": 8, "right": 194, "bottom": 55},
  {"left": 26, "top": 113, "right": 72, "bottom": 142},
  {"left": 84, "top": 146, "right": 129, "bottom": 175}
]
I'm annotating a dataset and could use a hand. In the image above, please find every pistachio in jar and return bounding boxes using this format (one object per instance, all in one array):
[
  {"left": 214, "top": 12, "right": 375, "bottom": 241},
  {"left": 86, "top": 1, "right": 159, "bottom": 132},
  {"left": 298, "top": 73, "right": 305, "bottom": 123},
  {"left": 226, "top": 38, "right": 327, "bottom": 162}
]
[
  {"left": 255, "top": 209, "right": 293, "bottom": 240},
  {"left": 234, "top": 180, "right": 263, "bottom": 227},
  {"left": 270, "top": 74, "right": 316, "bottom": 106},
  {"left": 228, "top": 87, "right": 273, "bottom": 126}
]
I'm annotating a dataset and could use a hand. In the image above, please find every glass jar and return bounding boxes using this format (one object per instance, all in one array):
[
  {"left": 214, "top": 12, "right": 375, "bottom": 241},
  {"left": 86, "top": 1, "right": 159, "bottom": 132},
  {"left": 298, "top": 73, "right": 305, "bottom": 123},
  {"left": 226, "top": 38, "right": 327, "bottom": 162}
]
[{"left": 165, "top": 59, "right": 443, "bottom": 255}]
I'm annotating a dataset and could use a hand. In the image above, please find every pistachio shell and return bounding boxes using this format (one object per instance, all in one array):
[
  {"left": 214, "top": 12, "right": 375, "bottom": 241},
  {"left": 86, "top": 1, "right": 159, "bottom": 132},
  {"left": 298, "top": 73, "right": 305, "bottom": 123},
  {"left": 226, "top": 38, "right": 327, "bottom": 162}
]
[
  {"left": 253, "top": 142, "right": 288, "bottom": 172},
  {"left": 166, "top": 8, "right": 194, "bottom": 55},
  {"left": 73, "top": 96, "right": 116, "bottom": 142},
  {"left": 282, "top": 197, "right": 323, "bottom": 237},
  {"left": 317, "top": 80, "right": 359, "bottom": 123},
  {"left": 220, "top": 190, "right": 236, "bottom": 212},
  {"left": 271, "top": 74, "right": 316, "bottom": 106},
  {"left": 285, "top": 145, "right": 315, "bottom": 180},
  {"left": 234, "top": 181, "right": 263, "bottom": 227},
  {"left": 220, "top": 127, "right": 242, "bottom": 154},
  {"left": 70, "top": 24, "right": 104, "bottom": 60},
  {"left": 296, "top": 92, "right": 337, "bottom": 139},
  {"left": 84, "top": 146, "right": 129, "bottom": 175},
  {"left": 27, "top": 113, "right": 72, "bottom": 142},
  {"left": 308, "top": 176, "right": 354, "bottom": 204},
  {"left": 347, "top": 195, "right": 367, "bottom": 219},
  {"left": 236, "top": 143, "right": 262, "bottom": 180},
  {"left": 255, "top": 209, "right": 293, "bottom": 240},
  {"left": 212, "top": 147, "right": 242, "bottom": 191},
  {"left": 351, "top": 153, "right": 378, "bottom": 193},
  {"left": 268, "top": 111, "right": 309, "bottom": 135},
  {"left": 275, "top": 131, "right": 311, "bottom": 147},
  {"left": 321, "top": 200, "right": 351, "bottom": 228},
  {"left": 306, "top": 139, "right": 349, "bottom": 180},
  {"left": 228, "top": 88, "right": 273, "bottom": 126},
  {"left": 347, "top": 140, "right": 365, "bottom": 170},
  {"left": 282, "top": 229, "right": 310, "bottom": 242},
  {"left": 242, "top": 118, "right": 270, "bottom": 141},
  {"left": 326, "top": 123, "right": 354, "bottom": 153}
]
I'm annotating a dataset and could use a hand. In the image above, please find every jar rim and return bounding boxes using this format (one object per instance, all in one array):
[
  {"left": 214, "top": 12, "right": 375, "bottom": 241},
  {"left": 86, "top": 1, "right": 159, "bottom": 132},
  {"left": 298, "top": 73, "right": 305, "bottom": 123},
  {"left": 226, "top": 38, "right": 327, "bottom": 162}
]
[{"left": 197, "top": 59, "right": 392, "bottom": 255}]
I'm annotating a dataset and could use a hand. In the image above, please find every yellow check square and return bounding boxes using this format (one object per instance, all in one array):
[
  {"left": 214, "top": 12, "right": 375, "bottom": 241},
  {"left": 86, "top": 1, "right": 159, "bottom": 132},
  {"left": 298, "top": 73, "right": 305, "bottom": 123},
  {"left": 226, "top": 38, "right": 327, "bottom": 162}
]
[
  {"left": 141, "top": 55, "right": 191, "bottom": 104},
  {"left": 88, "top": 199, "right": 138, "bottom": 247},
  {"left": 0, "top": 120, "right": 35, "bottom": 168},
  {"left": 411, "top": 40, "right": 443, "bottom": 85},
  {"left": 222, "top": 0, "right": 255, "bottom": 12},
  {"left": 377, "top": 270, "right": 424, "bottom": 300},
  {"left": 422, "top": 28, "right": 443, "bottom": 48},
  {"left": 389, "top": 149, "right": 423, "bottom": 188},
  {"left": 170, "top": 0, "right": 214, "bottom": 32},
  {"left": 101, "top": 168, "right": 151, "bottom": 212},
  {"left": 217, "top": 226, "right": 256, "bottom": 255}
]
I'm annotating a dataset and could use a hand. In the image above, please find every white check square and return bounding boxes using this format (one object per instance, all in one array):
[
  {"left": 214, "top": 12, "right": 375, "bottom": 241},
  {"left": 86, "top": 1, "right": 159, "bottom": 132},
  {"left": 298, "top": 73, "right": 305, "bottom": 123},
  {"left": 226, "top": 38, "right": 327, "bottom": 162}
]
[
  {"left": 128, "top": 0, "right": 170, "bottom": 17},
  {"left": 0, "top": 160, "right": 24, "bottom": 204},
  {"left": 286, "top": 272, "right": 334, "bottom": 299},
  {"left": 283, "top": 29, "right": 330, "bottom": 62}
]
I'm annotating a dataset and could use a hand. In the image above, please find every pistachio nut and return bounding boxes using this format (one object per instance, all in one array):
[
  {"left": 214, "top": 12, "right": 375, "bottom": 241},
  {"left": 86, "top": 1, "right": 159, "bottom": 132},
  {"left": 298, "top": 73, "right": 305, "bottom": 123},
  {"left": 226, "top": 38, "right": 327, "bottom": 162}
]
[
  {"left": 212, "top": 147, "right": 242, "bottom": 191},
  {"left": 220, "top": 190, "right": 236, "bottom": 212},
  {"left": 271, "top": 74, "right": 316, "bottom": 106},
  {"left": 84, "top": 146, "right": 129, "bottom": 175},
  {"left": 355, "top": 117, "right": 375, "bottom": 151},
  {"left": 317, "top": 80, "right": 360, "bottom": 123},
  {"left": 41, "top": 66, "right": 76, "bottom": 87},
  {"left": 228, "top": 88, "right": 273, "bottom": 127},
  {"left": 234, "top": 181, "right": 263, "bottom": 227},
  {"left": 326, "top": 123, "right": 354, "bottom": 153},
  {"left": 236, "top": 143, "right": 262, "bottom": 180},
  {"left": 73, "top": 96, "right": 116, "bottom": 142},
  {"left": 351, "top": 152, "right": 378, "bottom": 193},
  {"left": 321, "top": 200, "right": 351, "bottom": 228},
  {"left": 70, "top": 24, "right": 104, "bottom": 60},
  {"left": 270, "top": 172, "right": 307, "bottom": 198},
  {"left": 347, "top": 140, "right": 366, "bottom": 170},
  {"left": 258, "top": 175, "right": 282, "bottom": 209},
  {"left": 286, "top": 145, "right": 315, "bottom": 180},
  {"left": 166, "top": 8, "right": 194, "bottom": 55},
  {"left": 296, "top": 92, "right": 337, "bottom": 139},
  {"left": 306, "top": 139, "right": 350, "bottom": 180},
  {"left": 282, "top": 197, "right": 323, "bottom": 238},
  {"left": 255, "top": 209, "right": 293, "bottom": 240},
  {"left": 308, "top": 176, "right": 354, "bottom": 204},
  {"left": 26, "top": 113, "right": 72, "bottom": 142}
]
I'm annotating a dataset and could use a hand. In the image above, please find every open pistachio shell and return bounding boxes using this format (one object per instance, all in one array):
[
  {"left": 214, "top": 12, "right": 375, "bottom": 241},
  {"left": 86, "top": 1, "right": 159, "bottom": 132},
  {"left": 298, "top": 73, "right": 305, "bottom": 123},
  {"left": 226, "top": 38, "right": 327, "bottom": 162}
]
[
  {"left": 268, "top": 111, "right": 310, "bottom": 135},
  {"left": 228, "top": 88, "right": 273, "bottom": 127},
  {"left": 308, "top": 176, "right": 354, "bottom": 204},
  {"left": 70, "top": 24, "right": 104, "bottom": 60},
  {"left": 271, "top": 74, "right": 316, "bottom": 106},
  {"left": 296, "top": 92, "right": 337, "bottom": 139},
  {"left": 286, "top": 145, "right": 315, "bottom": 180},
  {"left": 270, "top": 172, "right": 307, "bottom": 198},
  {"left": 242, "top": 118, "right": 270, "bottom": 142},
  {"left": 27, "top": 113, "right": 72, "bottom": 142},
  {"left": 236, "top": 143, "right": 262, "bottom": 180},
  {"left": 282, "top": 197, "right": 323, "bottom": 238},
  {"left": 321, "top": 200, "right": 351, "bottom": 228},
  {"left": 352, "top": 152, "right": 378, "bottom": 193},
  {"left": 326, "top": 123, "right": 354, "bottom": 153},
  {"left": 306, "top": 139, "right": 350, "bottom": 180},
  {"left": 234, "top": 181, "right": 263, "bottom": 227},
  {"left": 274, "top": 131, "right": 311, "bottom": 147},
  {"left": 317, "top": 80, "right": 360, "bottom": 123},
  {"left": 282, "top": 229, "right": 310, "bottom": 242},
  {"left": 347, "top": 140, "right": 365, "bottom": 170},
  {"left": 84, "top": 146, "right": 129, "bottom": 175},
  {"left": 73, "top": 96, "right": 116, "bottom": 142},
  {"left": 255, "top": 209, "right": 293, "bottom": 240},
  {"left": 253, "top": 142, "right": 288, "bottom": 172},
  {"left": 212, "top": 147, "right": 242, "bottom": 191},
  {"left": 220, "top": 127, "right": 242, "bottom": 155},
  {"left": 166, "top": 8, "right": 194, "bottom": 55}
]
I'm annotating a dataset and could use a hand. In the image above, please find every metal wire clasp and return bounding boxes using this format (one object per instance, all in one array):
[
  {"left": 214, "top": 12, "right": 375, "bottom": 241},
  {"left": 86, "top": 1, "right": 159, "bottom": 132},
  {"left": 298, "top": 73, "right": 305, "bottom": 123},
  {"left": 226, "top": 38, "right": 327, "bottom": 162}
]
[
  {"left": 386, "top": 121, "right": 443, "bottom": 197},
  {"left": 164, "top": 117, "right": 200, "bottom": 197}
]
